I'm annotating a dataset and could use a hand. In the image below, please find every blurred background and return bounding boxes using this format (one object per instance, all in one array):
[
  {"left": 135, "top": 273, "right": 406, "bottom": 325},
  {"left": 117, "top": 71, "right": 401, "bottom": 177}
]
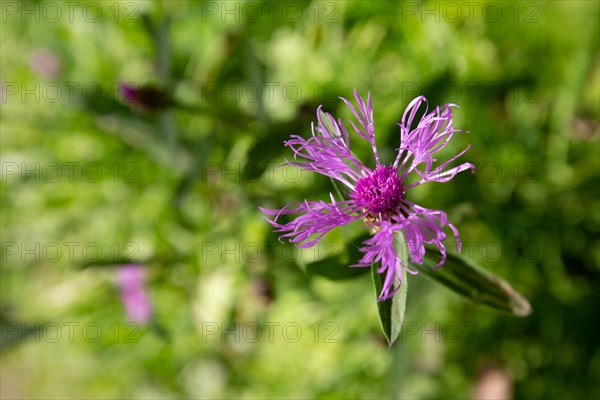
[{"left": 1, "top": 1, "right": 599, "bottom": 398}]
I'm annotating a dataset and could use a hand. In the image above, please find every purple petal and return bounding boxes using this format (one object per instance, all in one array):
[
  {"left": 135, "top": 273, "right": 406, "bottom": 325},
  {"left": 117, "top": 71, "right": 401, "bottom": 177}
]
[
  {"left": 284, "top": 106, "right": 370, "bottom": 189},
  {"left": 116, "top": 264, "right": 152, "bottom": 324},
  {"left": 119, "top": 82, "right": 138, "bottom": 102},
  {"left": 352, "top": 221, "right": 404, "bottom": 301},
  {"left": 394, "top": 96, "right": 473, "bottom": 184},
  {"left": 393, "top": 201, "right": 462, "bottom": 269},
  {"left": 260, "top": 197, "right": 364, "bottom": 248},
  {"left": 116, "top": 264, "right": 146, "bottom": 291},
  {"left": 339, "top": 90, "right": 380, "bottom": 164}
]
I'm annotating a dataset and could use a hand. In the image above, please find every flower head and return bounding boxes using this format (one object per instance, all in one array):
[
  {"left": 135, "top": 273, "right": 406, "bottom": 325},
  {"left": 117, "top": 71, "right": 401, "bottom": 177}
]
[
  {"left": 261, "top": 90, "right": 474, "bottom": 301},
  {"left": 350, "top": 165, "right": 405, "bottom": 217},
  {"left": 116, "top": 264, "right": 152, "bottom": 324}
]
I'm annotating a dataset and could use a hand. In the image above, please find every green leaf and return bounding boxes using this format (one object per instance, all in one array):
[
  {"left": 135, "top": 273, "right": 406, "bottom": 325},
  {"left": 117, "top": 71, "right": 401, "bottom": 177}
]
[
  {"left": 371, "top": 231, "right": 409, "bottom": 348},
  {"left": 411, "top": 249, "right": 532, "bottom": 317}
]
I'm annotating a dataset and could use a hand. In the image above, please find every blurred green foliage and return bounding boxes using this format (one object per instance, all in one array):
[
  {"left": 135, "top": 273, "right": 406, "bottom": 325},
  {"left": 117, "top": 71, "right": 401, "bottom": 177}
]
[{"left": 1, "top": 0, "right": 599, "bottom": 399}]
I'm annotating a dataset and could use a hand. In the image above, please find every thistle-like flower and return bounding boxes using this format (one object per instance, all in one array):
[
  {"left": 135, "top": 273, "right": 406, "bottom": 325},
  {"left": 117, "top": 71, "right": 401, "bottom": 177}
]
[{"left": 261, "top": 90, "right": 474, "bottom": 300}]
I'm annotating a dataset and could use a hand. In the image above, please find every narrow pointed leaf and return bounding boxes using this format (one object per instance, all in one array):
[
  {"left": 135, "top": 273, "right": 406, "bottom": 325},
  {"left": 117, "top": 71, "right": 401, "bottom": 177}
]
[
  {"left": 411, "top": 250, "right": 532, "bottom": 317},
  {"left": 371, "top": 231, "right": 409, "bottom": 347}
]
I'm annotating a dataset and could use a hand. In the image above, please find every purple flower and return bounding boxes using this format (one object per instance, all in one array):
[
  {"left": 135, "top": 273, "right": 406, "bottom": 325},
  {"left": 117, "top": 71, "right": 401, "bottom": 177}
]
[
  {"left": 118, "top": 82, "right": 170, "bottom": 113},
  {"left": 116, "top": 264, "right": 152, "bottom": 324},
  {"left": 260, "top": 90, "right": 475, "bottom": 301},
  {"left": 29, "top": 48, "right": 61, "bottom": 78},
  {"left": 119, "top": 82, "right": 138, "bottom": 103}
]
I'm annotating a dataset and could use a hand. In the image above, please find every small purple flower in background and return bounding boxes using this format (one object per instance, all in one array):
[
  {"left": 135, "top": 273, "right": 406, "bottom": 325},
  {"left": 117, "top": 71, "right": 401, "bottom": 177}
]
[
  {"left": 261, "top": 90, "right": 474, "bottom": 301},
  {"left": 29, "top": 48, "right": 61, "bottom": 78},
  {"left": 116, "top": 264, "right": 152, "bottom": 324},
  {"left": 118, "top": 82, "right": 170, "bottom": 113},
  {"left": 119, "top": 83, "right": 138, "bottom": 103}
]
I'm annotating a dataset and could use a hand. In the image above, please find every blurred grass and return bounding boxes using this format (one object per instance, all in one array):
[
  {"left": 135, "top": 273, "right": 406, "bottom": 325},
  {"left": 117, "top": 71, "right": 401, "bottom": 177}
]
[{"left": 1, "top": 0, "right": 599, "bottom": 399}]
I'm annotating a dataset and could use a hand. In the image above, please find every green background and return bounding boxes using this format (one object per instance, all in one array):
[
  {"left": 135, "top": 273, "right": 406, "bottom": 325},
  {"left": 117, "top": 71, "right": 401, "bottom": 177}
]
[{"left": 1, "top": 1, "right": 599, "bottom": 398}]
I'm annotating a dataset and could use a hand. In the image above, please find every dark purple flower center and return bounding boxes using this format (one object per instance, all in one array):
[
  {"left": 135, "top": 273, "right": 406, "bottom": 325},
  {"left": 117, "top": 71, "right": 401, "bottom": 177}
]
[{"left": 350, "top": 165, "right": 405, "bottom": 216}]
